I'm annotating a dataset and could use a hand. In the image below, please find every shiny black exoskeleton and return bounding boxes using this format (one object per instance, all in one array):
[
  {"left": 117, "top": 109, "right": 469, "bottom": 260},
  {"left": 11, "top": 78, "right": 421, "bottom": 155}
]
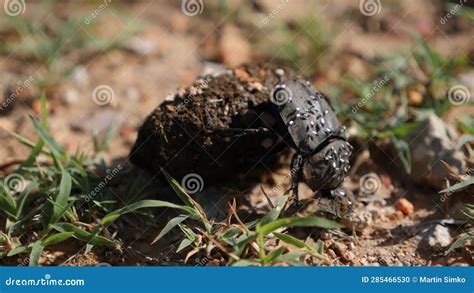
[{"left": 271, "top": 78, "right": 352, "bottom": 208}]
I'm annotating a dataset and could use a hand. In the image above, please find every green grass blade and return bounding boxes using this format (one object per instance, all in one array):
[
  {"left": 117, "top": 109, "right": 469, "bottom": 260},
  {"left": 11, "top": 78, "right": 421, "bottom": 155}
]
[
  {"left": 263, "top": 246, "right": 285, "bottom": 264},
  {"left": 273, "top": 232, "right": 308, "bottom": 249},
  {"left": 152, "top": 215, "right": 189, "bottom": 244},
  {"left": 176, "top": 238, "right": 193, "bottom": 253},
  {"left": 414, "top": 33, "right": 441, "bottom": 75},
  {"left": 390, "top": 122, "right": 420, "bottom": 138},
  {"left": 22, "top": 92, "right": 48, "bottom": 169},
  {"left": 7, "top": 130, "right": 52, "bottom": 155},
  {"left": 0, "top": 186, "right": 18, "bottom": 218},
  {"left": 440, "top": 176, "right": 474, "bottom": 194},
  {"left": 232, "top": 231, "right": 257, "bottom": 258},
  {"left": 314, "top": 239, "right": 324, "bottom": 255},
  {"left": 29, "top": 240, "right": 44, "bottom": 266},
  {"left": 232, "top": 259, "right": 260, "bottom": 266},
  {"left": 257, "top": 216, "right": 343, "bottom": 236},
  {"left": 51, "top": 223, "right": 115, "bottom": 246},
  {"left": 101, "top": 199, "right": 192, "bottom": 225},
  {"left": 456, "top": 120, "right": 474, "bottom": 135},
  {"left": 178, "top": 223, "right": 196, "bottom": 241},
  {"left": 278, "top": 252, "right": 306, "bottom": 266},
  {"left": 458, "top": 134, "right": 474, "bottom": 149},
  {"left": 42, "top": 232, "right": 75, "bottom": 246},
  {"left": 464, "top": 204, "right": 474, "bottom": 211},
  {"left": 391, "top": 136, "right": 411, "bottom": 174},
  {"left": 15, "top": 181, "right": 39, "bottom": 220},
  {"left": 162, "top": 169, "right": 209, "bottom": 226},
  {"left": 161, "top": 169, "right": 195, "bottom": 207},
  {"left": 260, "top": 194, "right": 288, "bottom": 226},
  {"left": 30, "top": 116, "right": 65, "bottom": 159},
  {"left": 52, "top": 169, "right": 72, "bottom": 223},
  {"left": 7, "top": 245, "right": 28, "bottom": 257},
  {"left": 445, "top": 232, "right": 472, "bottom": 255},
  {"left": 20, "top": 140, "right": 45, "bottom": 169},
  {"left": 42, "top": 169, "right": 72, "bottom": 229}
]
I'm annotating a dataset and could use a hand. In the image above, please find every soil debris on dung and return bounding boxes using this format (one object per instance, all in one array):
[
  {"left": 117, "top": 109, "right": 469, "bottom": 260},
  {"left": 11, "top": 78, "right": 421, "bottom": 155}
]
[{"left": 130, "top": 64, "right": 295, "bottom": 182}]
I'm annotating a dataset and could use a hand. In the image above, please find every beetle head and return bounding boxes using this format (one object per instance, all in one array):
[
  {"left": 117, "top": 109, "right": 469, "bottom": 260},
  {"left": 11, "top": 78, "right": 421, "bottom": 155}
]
[{"left": 301, "top": 139, "right": 352, "bottom": 192}]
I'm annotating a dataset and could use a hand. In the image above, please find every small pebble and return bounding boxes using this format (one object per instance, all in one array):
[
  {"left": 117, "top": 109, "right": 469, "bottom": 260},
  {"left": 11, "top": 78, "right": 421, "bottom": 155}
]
[
  {"left": 342, "top": 251, "right": 355, "bottom": 263},
  {"left": 125, "top": 36, "right": 155, "bottom": 55},
  {"left": 393, "top": 210, "right": 405, "bottom": 221},
  {"left": 246, "top": 81, "right": 263, "bottom": 92},
  {"left": 424, "top": 224, "right": 452, "bottom": 249},
  {"left": 234, "top": 68, "right": 250, "bottom": 80},
  {"left": 125, "top": 87, "right": 140, "bottom": 102},
  {"left": 348, "top": 242, "right": 355, "bottom": 250},
  {"left": 395, "top": 198, "right": 414, "bottom": 215},
  {"left": 275, "top": 68, "right": 285, "bottom": 76},
  {"left": 332, "top": 242, "right": 346, "bottom": 257},
  {"left": 70, "top": 66, "right": 89, "bottom": 87},
  {"left": 327, "top": 249, "right": 337, "bottom": 259},
  {"left": 63, "top": 89, "right": 79, "bottom": 105},
  {"left": 450, "top": 262, "right": 469, "bottom": 267}
]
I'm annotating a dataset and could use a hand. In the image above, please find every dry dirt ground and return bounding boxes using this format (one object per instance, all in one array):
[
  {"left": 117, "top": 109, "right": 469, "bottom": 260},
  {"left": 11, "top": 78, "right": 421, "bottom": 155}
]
[{"left": 0, "top": 0, "right": 473, "bottom": 266}]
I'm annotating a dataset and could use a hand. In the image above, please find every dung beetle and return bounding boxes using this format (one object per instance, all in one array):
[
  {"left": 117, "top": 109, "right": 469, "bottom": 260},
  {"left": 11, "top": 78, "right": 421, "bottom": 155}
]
[
  {"left": 130, "top": 65, "right": 352, "bottom": 216},
  {"left": 271, "top": 78, "right": 353, "bottom": 209}
]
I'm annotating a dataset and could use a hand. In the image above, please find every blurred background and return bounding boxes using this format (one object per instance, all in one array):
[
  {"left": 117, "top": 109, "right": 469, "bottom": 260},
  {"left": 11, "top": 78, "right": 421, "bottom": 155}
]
[
  {"left": 0, "top": 0, "right": 472, "bottom": 163},
  {"left": 0, "top": 0, "right": 473, "bottom": 266}
]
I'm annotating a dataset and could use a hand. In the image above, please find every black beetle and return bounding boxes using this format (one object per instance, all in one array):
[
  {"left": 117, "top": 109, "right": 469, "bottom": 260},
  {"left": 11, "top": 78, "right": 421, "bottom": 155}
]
[
  {"left": 130, "top": 66, "right": 352, "bottom": 215},
  {"left": 271, "top": 78, "right": 352, "bottom": 209}
]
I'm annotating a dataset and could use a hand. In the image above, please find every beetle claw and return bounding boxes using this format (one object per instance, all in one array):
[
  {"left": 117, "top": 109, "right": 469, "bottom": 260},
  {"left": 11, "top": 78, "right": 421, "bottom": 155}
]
[
  {"left": 210, "top": 127, "right": 269, "bottom": 137},
  {"left": 284, "top": 198, "right": 302, "bottom": 216}
]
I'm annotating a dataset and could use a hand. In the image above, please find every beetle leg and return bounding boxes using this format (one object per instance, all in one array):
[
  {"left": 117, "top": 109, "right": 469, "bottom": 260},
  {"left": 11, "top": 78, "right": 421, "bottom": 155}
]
[
  {"left": 289, "top": 153, "right": 304, "bottom": 207},
  {"left": 320, "top": 189, "right": 333, "bottom": 199},
  {"left": 209, "top": 127, "right": 269, "bottom": 137}
]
